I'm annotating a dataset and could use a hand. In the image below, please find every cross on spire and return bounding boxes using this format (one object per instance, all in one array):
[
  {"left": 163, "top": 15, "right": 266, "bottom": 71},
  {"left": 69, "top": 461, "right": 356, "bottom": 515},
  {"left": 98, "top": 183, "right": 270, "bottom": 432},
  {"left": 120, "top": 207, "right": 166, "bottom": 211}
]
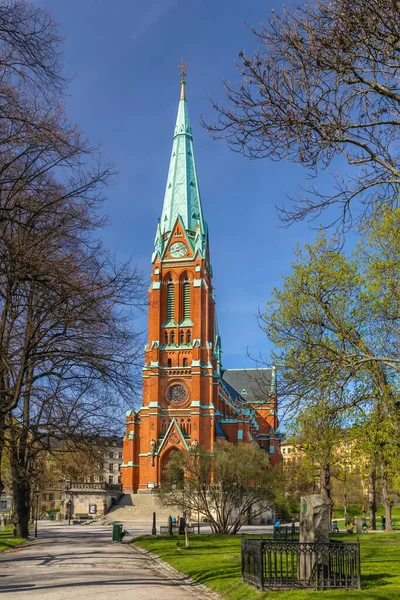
[{"left": 178, "top": 57, "right": 188, "bottom": 82}]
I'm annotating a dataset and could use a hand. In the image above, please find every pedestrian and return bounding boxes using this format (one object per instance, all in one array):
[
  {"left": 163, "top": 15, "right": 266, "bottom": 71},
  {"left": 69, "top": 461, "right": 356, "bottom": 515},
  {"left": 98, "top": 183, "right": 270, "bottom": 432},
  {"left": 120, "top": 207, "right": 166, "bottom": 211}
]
[
  {"left": 347, "top": 522, "right": 354, "bottom": 534},
  {"left": 381, "top": 515, "right": 386, "bottom": 531},
  {"left": 332, "top": 520, "right": 339, "bottom": 533},
  {"left": 362, "top": 505, "right": 366, "bottom": 516},
  {"left": 362, "top": 518, "right": 368, "bottom": 533},
  {"left": 273, "top": 518, "right": 281, "bottom": 538}
]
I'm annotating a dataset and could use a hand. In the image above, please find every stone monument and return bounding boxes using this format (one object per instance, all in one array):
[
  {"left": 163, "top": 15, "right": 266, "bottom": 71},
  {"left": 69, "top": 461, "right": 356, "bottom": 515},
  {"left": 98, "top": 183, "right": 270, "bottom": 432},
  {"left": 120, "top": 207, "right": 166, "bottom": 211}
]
[{"left": 299, "top": 494, "right": 330, "bottom": 582}]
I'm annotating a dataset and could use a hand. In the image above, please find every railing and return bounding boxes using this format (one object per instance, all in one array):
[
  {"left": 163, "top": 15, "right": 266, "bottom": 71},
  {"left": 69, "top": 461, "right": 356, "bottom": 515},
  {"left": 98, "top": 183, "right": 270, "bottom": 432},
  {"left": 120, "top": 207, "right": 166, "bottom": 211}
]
[
  {"left": 68, "top": 482, "right": 122, "bottom": 493},
  {"left": 241, "top": 537, "right": 361, "bottom": 590},
  {"left": 273, "top": 524, "right": 299, "bottom": 540}
]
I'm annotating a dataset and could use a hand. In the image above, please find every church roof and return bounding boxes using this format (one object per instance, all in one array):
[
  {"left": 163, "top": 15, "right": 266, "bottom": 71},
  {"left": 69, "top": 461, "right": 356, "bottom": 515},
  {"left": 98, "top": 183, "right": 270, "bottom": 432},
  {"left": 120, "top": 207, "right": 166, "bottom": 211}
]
[
  {"left": 222, "top": 368, "right": 276, "bottom": 404},
  {"left": 159, "top": 80, "right": 205, "bottom": 238}
]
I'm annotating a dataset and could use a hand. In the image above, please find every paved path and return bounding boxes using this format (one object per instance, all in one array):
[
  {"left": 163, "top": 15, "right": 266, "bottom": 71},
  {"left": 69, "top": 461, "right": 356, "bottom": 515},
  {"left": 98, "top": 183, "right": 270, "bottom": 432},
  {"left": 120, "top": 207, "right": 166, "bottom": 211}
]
[{"left": 0, "top": 523, "right": 196, "bottom": 599}]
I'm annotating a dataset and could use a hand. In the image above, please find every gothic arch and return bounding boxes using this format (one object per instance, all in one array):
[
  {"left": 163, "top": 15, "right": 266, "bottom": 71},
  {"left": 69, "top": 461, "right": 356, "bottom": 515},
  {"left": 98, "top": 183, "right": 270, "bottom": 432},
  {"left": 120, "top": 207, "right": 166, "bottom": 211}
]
[{"left": 160, "top": 447, "right": 183, "bottom": 483}]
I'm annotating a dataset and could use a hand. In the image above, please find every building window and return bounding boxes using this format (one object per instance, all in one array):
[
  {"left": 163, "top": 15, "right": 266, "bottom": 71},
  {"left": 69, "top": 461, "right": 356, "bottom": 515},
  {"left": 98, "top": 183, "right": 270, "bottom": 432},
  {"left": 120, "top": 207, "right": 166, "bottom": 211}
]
[
  {"left": 180, "top": 330, "right": 184, "bottom": 344},
  {"left": 180, "top": 419, "right": 186, "bottom": 434},
  {"left": 162, "top": 420, "right": 167, "bottom": 434},
  {"left": 168, "top": 358, "right": 172, "bottom": 367},
  {"left": 183, "top": 358, "right": 188, "bottom": 367},
  {"left": 183, "top": 279, "right": 190, "bottom": 319},
  {"left": 0, "top": 500, "right": 7, "bottom": 510},
  {"left": 186, "top": 330, "right": 191, "bottom": 344},
  {"left": 118, "top": 476, "right": 121, "bottom": 483},
  {"left": 42, "top": 494, "right": 47, "bottom": 501},
  {"left": 48, "top": 493, "right": 54, "bottom": 501},
  {"left": 119, "top": 452, "right": 123, "bottom": 459},
  {"left": 164, "top": 331, "right": 168, "bottom": 345},
  {"left": 109, "top": 452, "right": 114, "bottom": 458},
  {"left": 109, "top": 476, "right": 114, "bottom": 484},
  {"left": 167, "top": 281, "right": 174, "bottom": 320},
  {"left": 170, "top": 331, "right": 175, "bottom": 344},
  {"left": 109, "top": 463, "right": 114, "bottom": 472},
  {"left": 187, "top": 419, "right": 191, "bottom": 434}
]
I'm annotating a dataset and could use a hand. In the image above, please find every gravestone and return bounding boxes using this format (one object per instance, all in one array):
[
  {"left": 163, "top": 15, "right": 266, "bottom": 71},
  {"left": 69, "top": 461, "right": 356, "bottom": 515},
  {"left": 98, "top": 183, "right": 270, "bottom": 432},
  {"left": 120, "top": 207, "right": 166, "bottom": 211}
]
[{"left": 299, "top": 495, "right": 330, "bottom": 581}]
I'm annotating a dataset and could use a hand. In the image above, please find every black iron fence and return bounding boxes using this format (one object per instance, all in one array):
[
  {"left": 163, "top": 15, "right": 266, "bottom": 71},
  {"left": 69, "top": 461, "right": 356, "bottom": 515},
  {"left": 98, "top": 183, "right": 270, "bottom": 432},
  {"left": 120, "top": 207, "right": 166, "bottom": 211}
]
[
  {"left": 273, "top": 524, "right": 299, "bottom": 540},
  {"left": 241, "top": 537, "right": 361, "bottom": 591}
]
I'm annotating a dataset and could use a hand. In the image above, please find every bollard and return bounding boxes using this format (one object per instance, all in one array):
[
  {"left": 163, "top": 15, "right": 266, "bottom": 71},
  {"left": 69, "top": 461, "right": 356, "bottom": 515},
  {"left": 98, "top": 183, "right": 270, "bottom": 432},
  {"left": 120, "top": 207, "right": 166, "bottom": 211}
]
[
  {"left": 185, "top": 525, "right": 190, "bottom": 548},
  {"left": 152, "top": 511, "right": 157, "bottom": 536}
]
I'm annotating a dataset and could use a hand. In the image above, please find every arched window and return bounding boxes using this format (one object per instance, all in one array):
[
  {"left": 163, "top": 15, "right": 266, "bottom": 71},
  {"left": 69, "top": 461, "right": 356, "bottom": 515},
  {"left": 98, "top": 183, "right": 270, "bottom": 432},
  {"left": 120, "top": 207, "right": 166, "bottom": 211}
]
[
  {"left": 167, "top": 279, "right": 174, "bottom": 321},
  {"left": 164, "top": 331, "right": 168, "bottom": 345},
  {"left": 170, "top": 331, "right": 175, "bottom": 344},
  {"left": 183, "top": 358, "right": 188, "bottom": 367},
  {"left": 180, "top": 419, "right": 186, "bottom": 434},
  {"left": 187, "top": 419, "right": 191, "bottom": 434},
  {"left": 179, "top": 330, "right": 184, "bottom": 344},
  {"left": 168, "top": 358, "right": 172, "bottom": 368},
  {"left": 186, "top": 330, "right": 191, "bottom": 344},
  {"left": 183, "top": 277, "right": 190, "bottom": 319},
  {"left": 162, "top": 420, "right": 167, "bottom": 434}
]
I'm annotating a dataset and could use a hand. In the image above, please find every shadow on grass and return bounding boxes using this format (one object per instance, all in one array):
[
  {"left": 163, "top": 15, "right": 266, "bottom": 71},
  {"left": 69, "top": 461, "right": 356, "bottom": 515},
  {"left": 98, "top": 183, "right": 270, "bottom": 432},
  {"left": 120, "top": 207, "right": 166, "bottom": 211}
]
[{"left": 361, "top": 573, "right": 396, "bottom": 589}]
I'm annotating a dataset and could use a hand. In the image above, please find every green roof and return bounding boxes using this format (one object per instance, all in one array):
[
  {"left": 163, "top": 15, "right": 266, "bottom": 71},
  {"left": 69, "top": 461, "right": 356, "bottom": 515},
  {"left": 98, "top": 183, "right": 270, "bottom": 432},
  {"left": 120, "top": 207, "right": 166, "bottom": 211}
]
[{"left": 159, "top": 82, "right": 205, "bottom": 239}]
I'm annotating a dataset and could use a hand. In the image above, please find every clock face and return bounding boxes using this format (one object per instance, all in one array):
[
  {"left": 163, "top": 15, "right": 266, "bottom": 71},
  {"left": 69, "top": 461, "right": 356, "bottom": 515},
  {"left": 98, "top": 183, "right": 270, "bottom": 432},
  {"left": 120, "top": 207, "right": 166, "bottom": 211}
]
[{"left": 169, "top": 241, "right": 187, "bottom": 258}]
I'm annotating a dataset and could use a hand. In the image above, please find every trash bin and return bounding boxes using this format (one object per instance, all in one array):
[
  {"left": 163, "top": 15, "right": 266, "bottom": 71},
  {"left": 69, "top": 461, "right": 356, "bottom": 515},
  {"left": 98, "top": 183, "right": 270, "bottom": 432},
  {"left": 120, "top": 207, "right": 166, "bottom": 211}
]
[
  {"left": 48, "top": 514, "right": 55, "bottom": 521},
  {"left": 112, "top": 523, "right": 123, "bottom": 542}
]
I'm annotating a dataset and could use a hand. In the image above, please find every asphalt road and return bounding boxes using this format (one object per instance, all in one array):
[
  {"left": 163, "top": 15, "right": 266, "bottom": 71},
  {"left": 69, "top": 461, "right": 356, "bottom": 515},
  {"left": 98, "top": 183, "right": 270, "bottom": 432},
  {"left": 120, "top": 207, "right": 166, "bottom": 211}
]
[{"left": 0, "top": 523, "right": 197, "bottom": 599}]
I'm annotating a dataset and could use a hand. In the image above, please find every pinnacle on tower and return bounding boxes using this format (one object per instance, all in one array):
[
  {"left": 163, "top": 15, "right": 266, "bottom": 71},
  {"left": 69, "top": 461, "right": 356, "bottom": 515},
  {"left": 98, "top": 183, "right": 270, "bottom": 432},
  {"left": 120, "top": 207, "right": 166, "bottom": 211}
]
[{"left": 155, "top": 63, "right": 206, "bottom": 256}]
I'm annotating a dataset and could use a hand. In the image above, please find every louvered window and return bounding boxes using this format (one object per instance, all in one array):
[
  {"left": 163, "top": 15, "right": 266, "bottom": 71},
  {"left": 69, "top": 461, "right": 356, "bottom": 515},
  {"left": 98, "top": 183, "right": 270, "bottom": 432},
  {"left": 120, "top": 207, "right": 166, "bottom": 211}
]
[
  {"left": 167, "top": 283, "right": 174, "bottom": 320},
  {"left": 183, "top": 281, "right": 190, "bottom": 319}
]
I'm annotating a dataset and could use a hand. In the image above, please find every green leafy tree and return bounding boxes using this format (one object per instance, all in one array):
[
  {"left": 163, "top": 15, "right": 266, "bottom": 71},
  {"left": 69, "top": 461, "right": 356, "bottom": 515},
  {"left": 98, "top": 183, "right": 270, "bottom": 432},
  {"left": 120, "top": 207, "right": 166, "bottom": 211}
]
[{"left": 263, "top": 210, "right": 400, "bottom": 530}]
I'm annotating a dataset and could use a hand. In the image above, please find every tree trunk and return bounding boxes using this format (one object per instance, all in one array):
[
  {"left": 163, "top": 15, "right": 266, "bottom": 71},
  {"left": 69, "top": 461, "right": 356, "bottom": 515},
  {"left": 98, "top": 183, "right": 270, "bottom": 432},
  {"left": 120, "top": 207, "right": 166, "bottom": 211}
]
[
  {"left": 369, "top": 463, "right": 377, "bottom": 531},
  {"left": 320, "top": 462, "right": 332, "bottom": 507},
  {"left": 381, "top": 464, "right": 392, "bottom": 532},
  {"left": 12, "top": 478, "right": 30, "bottom": 538}
]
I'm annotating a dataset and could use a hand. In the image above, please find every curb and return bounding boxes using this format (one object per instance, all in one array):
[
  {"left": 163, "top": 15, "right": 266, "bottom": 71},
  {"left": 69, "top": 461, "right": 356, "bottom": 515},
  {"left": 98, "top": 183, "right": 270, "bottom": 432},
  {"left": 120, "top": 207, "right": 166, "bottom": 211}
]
[{"left": 130, "top": 542, "right": 224, "bottom": 600}]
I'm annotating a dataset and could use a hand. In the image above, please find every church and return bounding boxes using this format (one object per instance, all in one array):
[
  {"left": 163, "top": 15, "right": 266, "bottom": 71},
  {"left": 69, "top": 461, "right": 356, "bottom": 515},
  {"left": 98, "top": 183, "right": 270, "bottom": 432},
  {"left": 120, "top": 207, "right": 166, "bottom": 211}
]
[{"left": 121, "top": 71, "right": 281, "bottom": 493}]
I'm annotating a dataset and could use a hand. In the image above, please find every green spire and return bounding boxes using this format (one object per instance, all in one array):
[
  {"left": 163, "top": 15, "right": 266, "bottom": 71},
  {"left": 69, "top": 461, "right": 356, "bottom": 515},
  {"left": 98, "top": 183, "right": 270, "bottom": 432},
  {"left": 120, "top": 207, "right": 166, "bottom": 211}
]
[{"left": 159, "top": 75, "right": 205, "bottom": 241}]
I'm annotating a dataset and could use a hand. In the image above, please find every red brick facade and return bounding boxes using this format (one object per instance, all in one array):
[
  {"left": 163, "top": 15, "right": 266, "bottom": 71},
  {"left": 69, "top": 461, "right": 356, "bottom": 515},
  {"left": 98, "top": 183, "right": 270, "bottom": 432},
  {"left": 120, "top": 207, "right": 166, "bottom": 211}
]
[{"left": 121, "top": 82, "right": 281, "bottom": 493}]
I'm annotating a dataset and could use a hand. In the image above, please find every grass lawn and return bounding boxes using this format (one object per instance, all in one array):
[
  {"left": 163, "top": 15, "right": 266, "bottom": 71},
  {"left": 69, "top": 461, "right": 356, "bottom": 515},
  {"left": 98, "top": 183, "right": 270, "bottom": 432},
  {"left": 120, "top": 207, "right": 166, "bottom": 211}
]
[
  {"left": 0, "top": 527, "right": 26, "bottom": 553},
  {"left": 134, "top": 532, "right": 400, "bottom": 599},
  {"left": 333, "top": 504, "right": 400, "bottom": 528}
]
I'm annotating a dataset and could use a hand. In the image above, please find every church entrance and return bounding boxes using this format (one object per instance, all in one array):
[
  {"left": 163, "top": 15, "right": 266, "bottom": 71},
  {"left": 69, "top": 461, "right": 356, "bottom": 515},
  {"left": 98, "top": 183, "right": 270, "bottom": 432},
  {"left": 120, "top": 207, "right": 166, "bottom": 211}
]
[{"left": 160, "top": 447, "right": 184, "bottom": 484}]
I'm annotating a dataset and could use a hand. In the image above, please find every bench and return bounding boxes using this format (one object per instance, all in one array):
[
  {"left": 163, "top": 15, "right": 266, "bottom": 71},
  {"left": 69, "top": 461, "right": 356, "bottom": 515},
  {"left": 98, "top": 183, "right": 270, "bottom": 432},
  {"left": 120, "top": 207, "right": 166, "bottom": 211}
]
[{"left": 159, "top": 525, "right": 195, "bottom": 535}]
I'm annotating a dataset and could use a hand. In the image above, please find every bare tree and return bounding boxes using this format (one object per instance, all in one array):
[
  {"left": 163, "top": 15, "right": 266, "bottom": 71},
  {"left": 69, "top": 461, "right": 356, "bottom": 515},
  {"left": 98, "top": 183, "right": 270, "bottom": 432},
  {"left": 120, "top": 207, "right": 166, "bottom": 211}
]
[
  {"left": 157, "top": 442, "right": 284, "bottom": 534},
  {"left": 0, "top": 2, "right": 144, "bottom": 537},
  {"left": 205, "top": 0, "right": 400, "bottom": 233}
]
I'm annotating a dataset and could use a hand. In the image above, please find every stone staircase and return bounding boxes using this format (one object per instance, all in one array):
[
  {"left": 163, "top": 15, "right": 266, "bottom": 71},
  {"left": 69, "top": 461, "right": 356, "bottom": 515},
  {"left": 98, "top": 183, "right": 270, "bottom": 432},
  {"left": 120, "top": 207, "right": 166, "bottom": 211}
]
[{"left": 103, "top": 492, "right": 176, "bottom": 524}]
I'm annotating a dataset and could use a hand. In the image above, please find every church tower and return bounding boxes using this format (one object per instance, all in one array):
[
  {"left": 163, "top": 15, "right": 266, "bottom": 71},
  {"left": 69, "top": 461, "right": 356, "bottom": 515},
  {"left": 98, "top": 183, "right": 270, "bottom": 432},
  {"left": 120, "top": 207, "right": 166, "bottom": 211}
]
[
  {"left": 122, "top": 71, "right": 221, "bottom": 491},
  {"left": 121, "top": 69, "right": 281, "bottom": 493}
]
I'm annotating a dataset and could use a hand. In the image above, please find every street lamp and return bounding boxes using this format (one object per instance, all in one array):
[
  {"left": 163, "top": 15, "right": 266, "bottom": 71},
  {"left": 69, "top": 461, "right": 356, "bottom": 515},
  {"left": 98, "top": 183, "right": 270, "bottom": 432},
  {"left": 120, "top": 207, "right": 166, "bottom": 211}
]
[
  {"left": 64, "top": 480, "right": 72, "bottom": 525},
  {"left": 34, "top": 489, "right": 39, "bottom": 538}
]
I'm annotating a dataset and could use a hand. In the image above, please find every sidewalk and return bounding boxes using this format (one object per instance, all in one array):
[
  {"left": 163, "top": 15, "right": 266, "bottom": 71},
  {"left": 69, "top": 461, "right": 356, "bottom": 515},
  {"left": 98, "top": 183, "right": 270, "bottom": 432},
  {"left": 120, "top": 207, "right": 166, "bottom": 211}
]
[{"left": 0, "top": 523, "right": 197, "bottom": 599}]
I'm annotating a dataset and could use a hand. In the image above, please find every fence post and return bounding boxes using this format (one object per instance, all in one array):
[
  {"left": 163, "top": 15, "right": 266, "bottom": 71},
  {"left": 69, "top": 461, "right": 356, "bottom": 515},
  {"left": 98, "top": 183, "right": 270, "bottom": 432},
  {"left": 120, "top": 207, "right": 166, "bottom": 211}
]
[
  {"left": 240, "top": 535, "right": 244, "bottom": 581},
  {"left": 259, "top": 538, "right": 264, "bottom": 590},
  {"left": 357, "top": 540, "right": 361, "bottom": 590}
]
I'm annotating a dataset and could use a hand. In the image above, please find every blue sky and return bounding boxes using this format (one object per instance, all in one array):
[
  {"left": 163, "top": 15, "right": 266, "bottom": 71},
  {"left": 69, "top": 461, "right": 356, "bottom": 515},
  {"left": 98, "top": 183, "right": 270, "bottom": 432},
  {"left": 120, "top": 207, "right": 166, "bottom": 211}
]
[{"left": 37, "top": 0, "right": 335, "bottom": 369}]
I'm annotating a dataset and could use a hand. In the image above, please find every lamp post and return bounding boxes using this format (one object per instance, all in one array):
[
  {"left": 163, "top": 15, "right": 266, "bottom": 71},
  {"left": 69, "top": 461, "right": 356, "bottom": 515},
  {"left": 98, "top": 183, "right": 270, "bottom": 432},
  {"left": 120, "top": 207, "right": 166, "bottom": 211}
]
[
  {"left": 34, "top": 490, "right": 39, "bottom": 538},
  {"left": 65, "top": 480, "right": 72, "bottom": 525}
]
